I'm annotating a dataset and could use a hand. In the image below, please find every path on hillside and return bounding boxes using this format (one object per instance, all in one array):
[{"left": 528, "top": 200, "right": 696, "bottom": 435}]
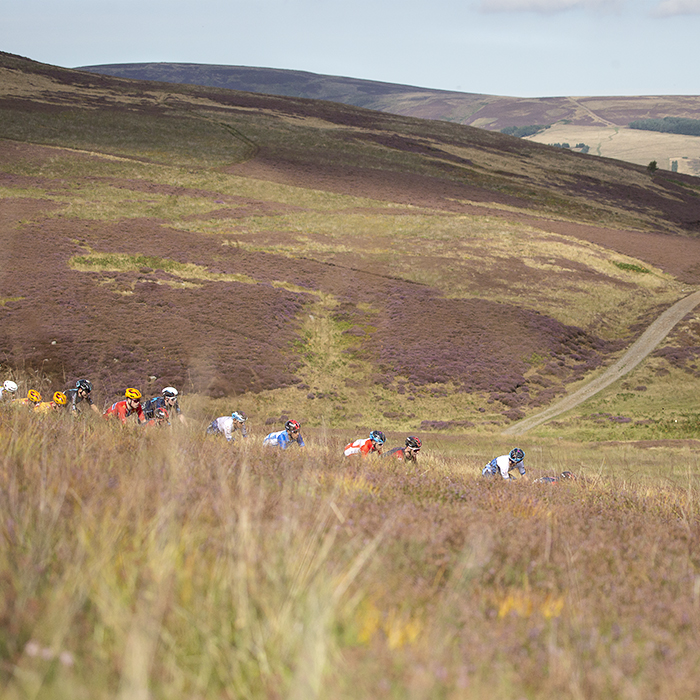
[
  {"left": 502, "top": 290, "right": 700, "bottom": 436},
  {"left": 565, "top": 96, "right": 617, "bottom": 127}
]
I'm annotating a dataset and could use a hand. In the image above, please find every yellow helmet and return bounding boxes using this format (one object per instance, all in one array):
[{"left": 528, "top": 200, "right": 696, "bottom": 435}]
[
  {"left": 125, "top": 387, "right": 142, "bottom": 400},
  {"left": 27, "top": 389, "right": 42, "bottom": 403},
  {"left": 53, "top": 391, "right": 67, "bottom": 405}
]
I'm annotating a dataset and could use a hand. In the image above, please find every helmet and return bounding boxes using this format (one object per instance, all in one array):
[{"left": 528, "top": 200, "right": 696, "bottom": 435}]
[
  {"left": 125, "top": 388, "right": 142, "bottom": 400},
  {"left": 3, "top": 380, "right": 18, "bottom": 393},
  {"left": 232, "top": 411, "right": 247, "bottom": 423},
  {"left": 53, "top": 391, "right": 67, "bottom": 405},
  {"left": 509, "top": 448, "right": 525, "bottom": 463},
  {"left": 405, "top": 436, "right": 422, "bottom": 450},
  {"left": 154, "top": 407, "right": 169, "bottom": 420},
  {"left": 369, "top": 430, "right": 386, "bottom": 445},
  {"left": 27, "top": 389, "right": 42, "bottom": 403},
  {"left": 76, "top": 379, "right": 92, "bottom": 393},
  {"left": 285, "top": 419, "right": 301, "bottom": 432},
  {"left": 162, "top": 386, "right": 178, "bottom": 398}
]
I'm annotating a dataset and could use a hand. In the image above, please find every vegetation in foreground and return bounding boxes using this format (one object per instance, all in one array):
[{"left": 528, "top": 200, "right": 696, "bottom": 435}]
[{"left": 2, "top": 406, "right": 700, "bottom": 699}]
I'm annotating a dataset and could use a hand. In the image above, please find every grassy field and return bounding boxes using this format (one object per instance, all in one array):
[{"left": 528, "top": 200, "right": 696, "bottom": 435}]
[
  {"left": 1, "top": 405, "right": 700, "bottom": 699},
  {"left": 2, "top": 53, "right": 700, "bottom": 698},
  {"left": 525, "top": 124, "right": 700, "bottom": 175}
]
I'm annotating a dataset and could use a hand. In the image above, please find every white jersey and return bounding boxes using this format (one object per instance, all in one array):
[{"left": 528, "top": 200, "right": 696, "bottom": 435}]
[
  {"left": 485, "top": 454, "right": 526, "bottom": 480},
  {"left": 210, "top": 416, "right": 237, "bottom": 442}
]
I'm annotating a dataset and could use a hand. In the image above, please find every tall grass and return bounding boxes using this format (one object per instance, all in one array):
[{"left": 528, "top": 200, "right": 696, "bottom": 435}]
[{"left": 2, "top": 406, "right": 700, "bottom": 698}]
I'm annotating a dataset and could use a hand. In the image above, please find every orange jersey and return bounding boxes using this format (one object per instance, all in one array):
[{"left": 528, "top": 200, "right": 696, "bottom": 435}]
[
  {"left": 344, "top": 438, "right": 378, "bottom": 457},
  {"left": 34, "top": 401, "right": 60, "bottom": 414},
  {"left": 104, "top": 400, "right": 145, "bottom": 425}
]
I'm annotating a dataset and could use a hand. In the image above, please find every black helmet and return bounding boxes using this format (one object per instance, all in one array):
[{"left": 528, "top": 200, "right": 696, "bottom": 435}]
[
  {"left": 509, "top": 448, "right": 524, "bottom": 463},
  {"left": 405, "top": 436, "right": 422, "bottom": 450},
  {"left": 76, "top": 379, "right": 92, "bottom": 393}
]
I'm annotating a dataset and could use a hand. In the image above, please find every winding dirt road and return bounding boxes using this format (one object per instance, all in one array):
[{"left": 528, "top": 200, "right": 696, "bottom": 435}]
[{"left": 503, "top": 289, "right": 700, "bottom": 436}]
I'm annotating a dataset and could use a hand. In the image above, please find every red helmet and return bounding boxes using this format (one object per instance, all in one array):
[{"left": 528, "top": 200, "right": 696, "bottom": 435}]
[
  {"left": 285, "top": 420, "right": 301, "bottom": 432},
  {"left": 405, "top": 436, "right": 422, "bottom": 450}
]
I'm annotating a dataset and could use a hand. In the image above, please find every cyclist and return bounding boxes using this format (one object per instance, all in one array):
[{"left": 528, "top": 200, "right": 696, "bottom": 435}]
[
  {"left": 263, "top": 419, "right": 305, "bottom": 449},
  {"left": 65, "top": 379, "right": 100, "bottom": 415},
  {"left": 383, "top": 435, "right": 422, "bottom": 462},
  {"left": 535, "top": 471, "right": 576, "bottom": 484},
  {"left": 35, "top": 391, "right": 68, "bottom": 414},
  {"left": 143, "top": 387, "right": 186, "bottom": 424},
  {"left": 143, "top": 407, "right": 170, "bottom": 428},
  {"left": 19, "top": 389, "right": 42, "bottom": 409},
  {"left": 103, "top": 388, "right": 146, "bottom": 425},
  {"left": 206, "top": 411, "right": 248, "bottom": 442},
  {"left": 0, "top": 380, "right": 18, "bottom": 400},
  {"left": 344, "top": 430, "right": 385, "bottom": 457},
  {"left": 483, "top": 448, "right": 527, "bottom": 480}
]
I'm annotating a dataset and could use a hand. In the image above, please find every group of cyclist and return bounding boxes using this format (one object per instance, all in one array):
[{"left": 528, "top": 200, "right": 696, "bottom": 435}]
[
  {"left": 205, "top": 411, "right": 423, "bottom": 461},
  {"left": 3, "top": 377, "right": 531, "bottom": 478},
  {"left": 1, "top": 379, "right": 182, "bottom": 428}
]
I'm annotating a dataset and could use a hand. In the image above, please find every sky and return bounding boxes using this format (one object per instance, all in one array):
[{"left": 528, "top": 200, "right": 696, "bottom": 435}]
[{"left": 3, "top": 0, "right": 700, "bottom": 97}]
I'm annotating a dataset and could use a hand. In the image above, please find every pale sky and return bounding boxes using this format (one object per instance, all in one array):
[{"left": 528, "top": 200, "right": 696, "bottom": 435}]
[{"left": 3, "top": 0, "right": 700, "bottom": 97}]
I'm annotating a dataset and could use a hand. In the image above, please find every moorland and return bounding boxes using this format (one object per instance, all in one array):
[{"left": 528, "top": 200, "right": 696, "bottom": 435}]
[
  {"left": 79, "top": 62, "right": 700, "bottom": 174},
  {"left": 2, "top": 50, "right": 700, "bottom": 698}
]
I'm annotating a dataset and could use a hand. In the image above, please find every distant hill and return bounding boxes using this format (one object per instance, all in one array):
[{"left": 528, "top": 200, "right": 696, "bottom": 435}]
[{"left": 78, "top": 63, "right": 700, "bottom": 174}]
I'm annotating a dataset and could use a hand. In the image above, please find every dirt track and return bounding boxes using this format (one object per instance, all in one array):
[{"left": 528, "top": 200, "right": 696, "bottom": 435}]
[{"left": 503, "top": 289, "right": 700, "bottom": 435}]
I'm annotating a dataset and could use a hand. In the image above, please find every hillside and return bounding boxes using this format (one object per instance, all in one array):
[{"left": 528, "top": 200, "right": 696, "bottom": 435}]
[
  {"left": 79, "top": 62, "right": 700, "bottom": 174},
  {"left": 2, "top": 50, "right": 700, "bottom": 436}
]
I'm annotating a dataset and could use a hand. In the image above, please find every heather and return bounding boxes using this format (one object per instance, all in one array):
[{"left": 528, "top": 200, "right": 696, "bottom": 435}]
[{"left": 2, "top": 407, "right": 700, "bottom": 699}]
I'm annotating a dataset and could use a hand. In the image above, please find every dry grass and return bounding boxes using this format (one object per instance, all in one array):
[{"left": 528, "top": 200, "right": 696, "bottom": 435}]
[
  {"left": 525, "top": 124, "right": 700, "bottom": 175},
  {"left": 1, "top": 406, "right": 700, "bottom": 699}
]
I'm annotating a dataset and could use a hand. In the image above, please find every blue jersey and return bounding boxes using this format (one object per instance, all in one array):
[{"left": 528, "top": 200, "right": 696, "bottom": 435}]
[
  {"left": 144, "top": 396, "right": 181, "bottom": 420},
  {"left": 263, "top": 429, "right": 305, "bottom": 449}
]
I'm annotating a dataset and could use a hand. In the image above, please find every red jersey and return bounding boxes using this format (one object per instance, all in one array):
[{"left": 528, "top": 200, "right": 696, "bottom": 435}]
[
  {"left": 104, "top": 400, "right": 145, "bottom": 425},
  {"left": 344, "top": 438, "right": 378, "bottom": 457}
]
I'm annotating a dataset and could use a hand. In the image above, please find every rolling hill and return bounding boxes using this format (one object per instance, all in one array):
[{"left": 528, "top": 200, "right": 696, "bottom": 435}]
[
  {"left": 2, "top": 50, "right": 700, "bottom": 436},
  {"left": 78, "top": 62, "right": 700, "bottom": 175}
]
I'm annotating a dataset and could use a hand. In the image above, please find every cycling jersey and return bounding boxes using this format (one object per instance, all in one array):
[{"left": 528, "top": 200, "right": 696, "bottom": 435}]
[
  {"left": 104, "top": 400, "right": 145, "bottom": 425},
  {"left": 143, "top": 413, "right": 170, "bottom": 428},
  {"left": 206, "top": 416, "right": 247, "bottom": 442},
  {"left": 344, "top": 438, "right": 379, "bottom": 457},
  {"left": 144, "top": 396, "right": 181, "bottom": 420},
  {"left": 34, "top": 401, "right": 62, "bottom": 414},
  {"left": 383, "top": 446, "right": 417, "bottom": 462},
  {"left": 263, "top": 429, "right": 304, "bottom": 449},
  {"left": 483, "top": 455, "right": 526, "bottom": 480},
  {"left": 65, "top": 388, "right": 93, "bottom": 413}
]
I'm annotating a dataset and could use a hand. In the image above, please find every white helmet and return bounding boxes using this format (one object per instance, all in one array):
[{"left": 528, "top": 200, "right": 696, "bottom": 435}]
[
  {"left": 162, "top": 386, "right": 178, "bottom": 398},
  {"left": 3, "top": 380, "right": 18, "bottom": 393},
  {"left": 231, "top": 411, "right": 247, "bottom": 423}
]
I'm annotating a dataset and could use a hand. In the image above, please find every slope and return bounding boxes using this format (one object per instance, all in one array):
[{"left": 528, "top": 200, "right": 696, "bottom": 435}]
[
  {"left": 2, "top": 51, "right": 700, "bottom": 434},
  {"left": 78, "top": 62, "right": 700, "bottom": 174}
]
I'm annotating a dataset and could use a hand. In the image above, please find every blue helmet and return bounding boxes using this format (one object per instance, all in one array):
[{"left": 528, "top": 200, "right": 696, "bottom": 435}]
[
  {"left": 509, "top": 448, "right": 524, "bottom": 463},
  {"left": 369, "top": 430, "right": 386, "bottom": 445},
  {"left": 231, "top": 411, "right": 247, "bottom": 423}
]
